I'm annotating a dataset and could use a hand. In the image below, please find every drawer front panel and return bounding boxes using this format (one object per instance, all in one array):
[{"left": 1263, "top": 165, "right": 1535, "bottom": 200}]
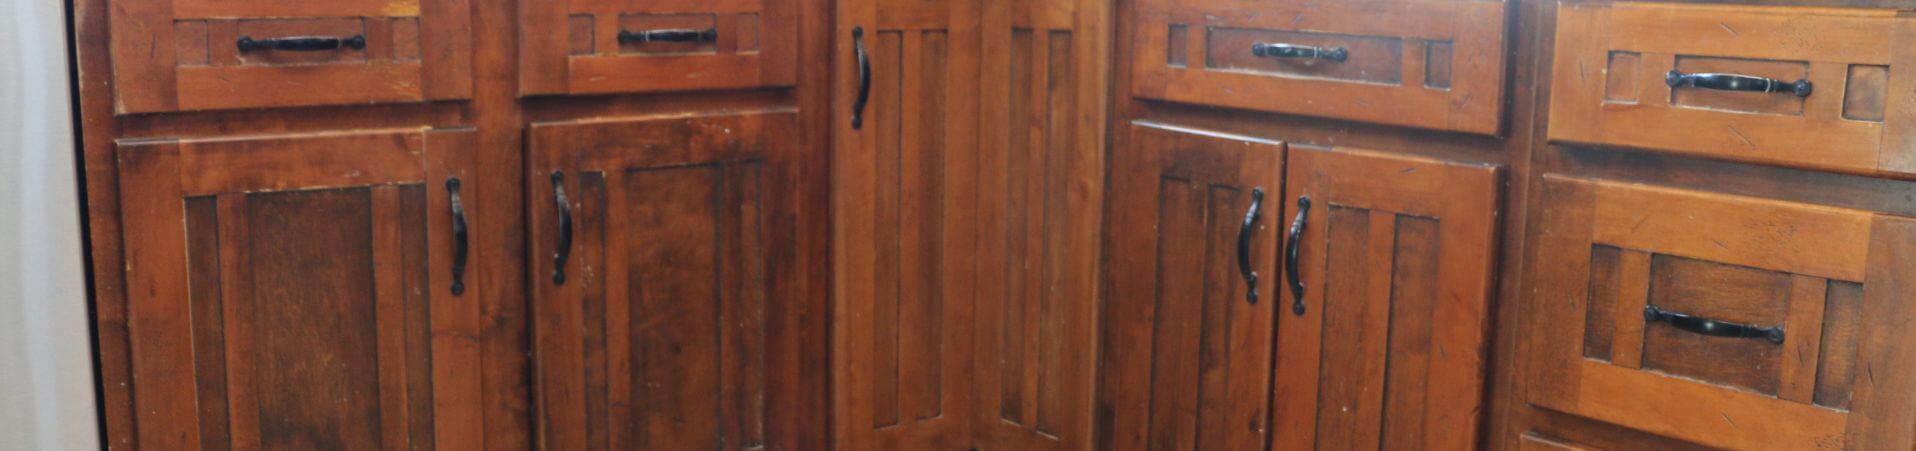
[
  {"left": 110, "top": 0, "right": 472, "bottom": 113},
  {"left": 1548, "top": 3, "right": 1916, "bottom": 176},
  {"left": 1526, "top": 176, "right": 1916, "bottom": 450},
  {"left": 1130, "top": 0, "right": 1508, "bottom": 135},
  {"left": 519, "top": 0, "right": 797, "bottom": 95}
]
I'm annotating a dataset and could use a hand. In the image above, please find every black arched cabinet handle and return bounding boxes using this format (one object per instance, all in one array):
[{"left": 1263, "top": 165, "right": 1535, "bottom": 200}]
[
  {"left": 1644, "top": 305, "right": 1785, "bottom": 344},
  {"left": 618, "top": 28, "right": 717, "bottom": 44},
  {"left": 1252, "top": 42, "right": 1348, "bottom": 62},
  {"left": 1237, "top": 188, "right": 1265, "bottom": 305},
  {"left": 1665, "top": 70, "right": 1812, "bottom": 97},
  {"left": 1286, "top": 196, "right": 1311, "bottom": 316},
  {"left": 237, "top": 35, "right": 366, "bottom": 52},
  {"left": 551, "top": 172, "right": 573, "bottom": 285},
  {"left": 446, "top": 178, "right": 469, "bottom": 296},
  {"left": 852, "top": 26, "right": 871, "bottom": 130}
]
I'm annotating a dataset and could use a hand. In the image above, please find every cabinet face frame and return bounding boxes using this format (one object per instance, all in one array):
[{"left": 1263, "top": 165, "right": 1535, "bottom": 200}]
[
  {"left": 527, "top": 111, "right": 813, "bottom": 451},
  {"left": 1272, "top": 146, "right": 1502, "bottom": 450},
  {"left": 108, "top": 0, "right": 473, "bottom": 113},
  {"left": 115, "top": 128, "right": 483, "bottom": 450},
  {"left": 1128, "top": 0, "right": 1509, "bottom": 135},
  {"left": 518, "top": 0, "right": 798, "bottom": 95},
  {"left": 1098, "top": 122, "right": 1285, "bottom": 451},
  {"left": 1548, "top": 3, "right": 1916, "bottom": 177},
  {"left": 1525, "top": 175, "right": 1916, "bottom": 450}
]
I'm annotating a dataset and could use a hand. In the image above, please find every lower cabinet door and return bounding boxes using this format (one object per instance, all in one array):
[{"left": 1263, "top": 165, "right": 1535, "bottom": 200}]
[
  {"left": 1527, "top": 176, "right": 1916, "bottom": 450},
  {"left": 529, "top": 111, "right": 813, "bottom": 450},
  {"left": 1100, "top": 122, "right": 1285, "bottom": 451},
  {"left": 116, "top": 128, "right": 483, "bottom": 450},
  {"left": 1270, "top": 147, "right": 1502, "bottom": 450}
]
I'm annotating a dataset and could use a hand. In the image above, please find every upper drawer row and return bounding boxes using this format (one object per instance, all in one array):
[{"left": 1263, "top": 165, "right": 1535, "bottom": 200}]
[
  {"left": 1129, "top": 0, "right": 1511, "bottom": 135},
  {"left": 1549, "top": 3, "right": 1916, "bottom": 178},
  {"left": 109, "top": 0, "right": 795, "bottom": 114}
]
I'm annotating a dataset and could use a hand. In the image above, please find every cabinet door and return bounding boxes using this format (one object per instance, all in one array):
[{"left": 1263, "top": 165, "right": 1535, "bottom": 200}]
[
  {"left": 116, "top": 128, "right": 482, "bottom": 450},
  {"left": 109, "top": 0, "right": 472, "bottom": 113},
  {"left": 518, "top": 0, "right": 797, "bottom": 95},
  {"left": 530, "top": 111, "right": 816, "bottom": 450},
  {"left": 835, "top": 0, "right": 981, "bottom": 447},
  {"left": 971, "top": 0, "right": 1106, "bottom": 448},
  {"left": 1100, "top": 122, "right": 1284, "bottom": 451},
  {"left": 1527, "top": 176, "right": 1916, "bottom": 450},
  {"left": 1270, "top": 147, "right": 1502, "bottom": 450}
]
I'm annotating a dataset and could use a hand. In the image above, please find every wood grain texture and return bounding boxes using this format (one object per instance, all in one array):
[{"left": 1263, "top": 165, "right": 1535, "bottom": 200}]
[
  {"left": 529, "top": 111, "right": 814, "bottom": 451},
  {"left": 1098, "top": 122, "right": 1283, "bottom": 451},
  {"left": 1129, "top": 0, "right": 1510, "bottom": 135},
  {"left": 518, "top": 0, "right": 796, "bottom": 95},
  {"left": 1272, "top": 147, "right": 1503, "bottom": 451},
  {"left": 1548, "top": 3, "right": 1916, "bottom": 178},
  {"left": 1525, "top": 175, "right": 1916, "bottom": 450},
  {"left": 111, "top": 128, "right": 479, "bottom": 450}
]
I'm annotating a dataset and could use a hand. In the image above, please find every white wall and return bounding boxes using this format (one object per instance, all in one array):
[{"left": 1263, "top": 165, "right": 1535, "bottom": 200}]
[{"left": 0, "top": 0, "right": 103, "bottom": 449}]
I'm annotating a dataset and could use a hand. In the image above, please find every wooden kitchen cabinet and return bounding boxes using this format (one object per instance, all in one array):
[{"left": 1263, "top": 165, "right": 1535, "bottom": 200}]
[
  {"left": 528, "top": 111, "right": 817, "bottom": 450},
  {"left": 518, "top": 0, "right": 798, "bottom": 95},
  {"left": 1549, "top": 3, "right": 1916, "bottom": 177},
  {"left": 1271, "top": 147, "right": 1502, "bottom": 450},
  {"left": 114, "top": 128, "right": 484, "bottom": 450},
  {"left": 1129, "top": 0, "right": 1510, "bottom": 134},
  {"left": 1526, "top": 175, "right": 1916, "bottom": 450},
  {"left": 1099, "top": 122, "right": 1286, "bottom": 451},
  {"left": 108, "top": 0, "right": 473, "bottom": 113}
]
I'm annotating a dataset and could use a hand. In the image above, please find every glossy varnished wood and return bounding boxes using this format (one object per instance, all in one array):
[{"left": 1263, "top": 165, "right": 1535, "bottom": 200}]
[
  {"left": 115, "top": 128, "right": 482, "bottom": 450},
  {"left": 1272, "top": 147, "right": 1502, "bottom": 450},
  {"left": 1098, "top": 122, "right": 1285, "bottom": 451}
]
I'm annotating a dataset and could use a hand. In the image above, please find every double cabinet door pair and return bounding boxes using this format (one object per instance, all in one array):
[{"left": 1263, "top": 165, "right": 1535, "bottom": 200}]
[
  {"left": 113, "top": 111, "right": 806, "bottom": 450},
  {"left": 1102, "top": 123, "right": 1503, "bottom": 450}
]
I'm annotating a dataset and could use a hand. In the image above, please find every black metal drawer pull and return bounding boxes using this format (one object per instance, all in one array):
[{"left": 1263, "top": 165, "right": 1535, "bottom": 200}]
[
  {"left": 1643, "top": 305, "right": 1785, "bottom": 344},
  {"left": 1237, "top": 188, "right": 1265, "bottom": 305},
  {"left": 551, "top": 172, "right": 573, "bottom": 285},
  {"left": 1252, "top": 42, "right": 1348, "bottom": 62},
  {"left": 618, "top": 28, "right": 718, "bottom": 44},
  {"left": 447, "top": 178, "right": 469, "bottom": 296},
  {"left": 1665, "top": 70, "right": 1812, "bottom": 97},
  {"left": 852, "top": 26, "right": 871, "bottom": 130},
  {"left": 1285, "top": 196, "right": 1311, "bottom": 316},
  {"left": 236, "top": 35, "right": 366, "bottom": 52}
]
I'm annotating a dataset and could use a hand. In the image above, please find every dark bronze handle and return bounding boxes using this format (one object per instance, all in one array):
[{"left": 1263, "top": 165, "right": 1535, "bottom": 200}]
[
  {"left": 852, "top": 27, "right": 871, "bottom": 130},
  {"left": 551, "top": 172, "right": 573, "bottom": 285},
  {"left": 446, "top": 178, "right": 469, "bottom": 296},
  {"left": 617, "top": 28, "right": 718, "bottom": 44},
  {"left": 1237, "top": 188, "right": 1264, "bottom": 305},
  {"left": 1665, "top": 70, "right": 1812, "bottom": 97},
  {"left": 1285, "top": 196, "right": 1310, "bottom": 316},
  {"left": 1644, "top": 305, "right": 1785, "bottom": 344},
  {"left": 236, "top": 35, "right": 366, "bottom": 52},
  {"left": 1252, "top": 42, "right": 1347, "bottom": 62}
]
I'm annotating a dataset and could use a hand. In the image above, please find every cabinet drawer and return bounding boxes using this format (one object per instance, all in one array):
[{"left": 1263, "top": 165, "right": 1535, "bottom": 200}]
[
  {"left": 109, "top": 0, "right": 472, "bottom": 113},
  {"left": 518, "top": 0, "right": 797, "bottom": 96},
  {"left": 1549, "top": 3, "right": 1916, "bottom": 176},
  {"left": 1527, "top": 176, "right": 1916, "bottom": 450},
  {"left": 1129, "top": 0, "right": 1508, "bottom": 135}
]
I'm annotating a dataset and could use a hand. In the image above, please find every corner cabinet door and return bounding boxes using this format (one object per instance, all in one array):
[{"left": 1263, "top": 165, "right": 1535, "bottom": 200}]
[
  {"left": 1527, "top": 176, "right": 1916, "bottom": 450},
  {"left": 529, "top": 111, "right": 814, "bottom": 450},
  {"left": 116, "top": 128, "right": 483, "bottom": 450},
  {"left": 109, "top": 0, "right": 472, "bottom": 113},
  {"left": 1269, "top": 147, "right": 1502, "bottom": 450},
  {"left": 1100, "top": 122, "right": 1284, "bottom": 451},
  {"left": 518, "top": 0, "right": 798, "bottom": 95}
]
